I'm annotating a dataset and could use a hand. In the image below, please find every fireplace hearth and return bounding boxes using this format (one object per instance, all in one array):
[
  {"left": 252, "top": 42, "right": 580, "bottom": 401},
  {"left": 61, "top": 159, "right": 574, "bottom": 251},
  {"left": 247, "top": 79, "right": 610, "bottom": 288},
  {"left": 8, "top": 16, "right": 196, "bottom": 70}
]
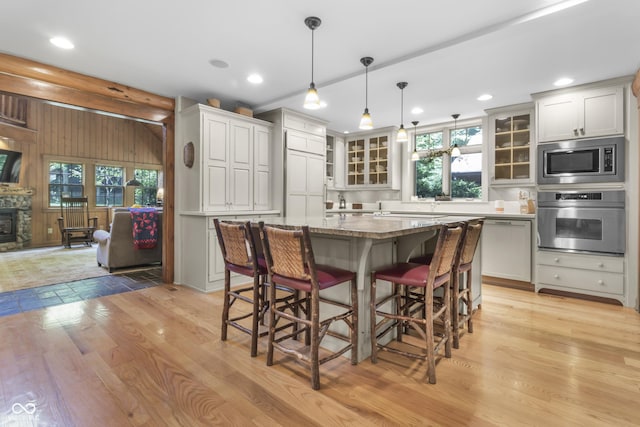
[
  {"left": 0, "top": 187, "right": 32, "bottom": 250},
  {"left": 0, "top": 208, "right": 17, "bottom": 243}
]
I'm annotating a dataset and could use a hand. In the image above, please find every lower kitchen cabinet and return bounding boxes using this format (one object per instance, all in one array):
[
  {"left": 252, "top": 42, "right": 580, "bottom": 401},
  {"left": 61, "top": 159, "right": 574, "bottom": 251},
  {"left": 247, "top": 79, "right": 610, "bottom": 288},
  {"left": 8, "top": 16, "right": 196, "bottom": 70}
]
[
  {"left": 179, "top": 213, "right": 279, "bottom": 292},
  {"left": 536, "top": 250, "right": 624, "bottom": 304},
  {"left": 481, "top": 219, "right": 532, "bottom": 284}
]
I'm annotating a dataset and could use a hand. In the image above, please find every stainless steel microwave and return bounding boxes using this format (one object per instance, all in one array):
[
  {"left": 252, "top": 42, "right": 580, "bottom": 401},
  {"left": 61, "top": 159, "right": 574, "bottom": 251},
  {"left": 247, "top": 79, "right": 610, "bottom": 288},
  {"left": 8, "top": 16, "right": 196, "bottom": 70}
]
[{"left": 537, "top": 136, "right": 624, "bottom": 184}]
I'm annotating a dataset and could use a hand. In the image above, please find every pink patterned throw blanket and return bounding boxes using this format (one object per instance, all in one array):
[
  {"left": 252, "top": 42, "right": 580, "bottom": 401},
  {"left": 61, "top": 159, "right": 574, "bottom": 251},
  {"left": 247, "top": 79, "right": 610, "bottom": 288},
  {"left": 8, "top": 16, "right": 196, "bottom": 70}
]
[{"left": 129, "top": 208, "right": 158, "bottom": 249}]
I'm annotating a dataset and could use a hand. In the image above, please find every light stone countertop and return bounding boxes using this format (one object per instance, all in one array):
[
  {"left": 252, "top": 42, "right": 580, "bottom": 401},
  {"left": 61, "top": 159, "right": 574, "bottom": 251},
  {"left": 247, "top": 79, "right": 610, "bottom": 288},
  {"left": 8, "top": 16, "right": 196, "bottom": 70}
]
[{"left": 249, "top": 213, "right": 484, "bottom": 239}]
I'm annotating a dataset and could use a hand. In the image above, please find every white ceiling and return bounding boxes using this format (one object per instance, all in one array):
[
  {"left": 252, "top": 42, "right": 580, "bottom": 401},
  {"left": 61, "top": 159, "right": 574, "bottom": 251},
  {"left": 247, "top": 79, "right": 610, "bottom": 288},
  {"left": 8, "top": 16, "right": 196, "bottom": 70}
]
[{"left": 1, "top": 0, "right": 639, "bottom": 133}]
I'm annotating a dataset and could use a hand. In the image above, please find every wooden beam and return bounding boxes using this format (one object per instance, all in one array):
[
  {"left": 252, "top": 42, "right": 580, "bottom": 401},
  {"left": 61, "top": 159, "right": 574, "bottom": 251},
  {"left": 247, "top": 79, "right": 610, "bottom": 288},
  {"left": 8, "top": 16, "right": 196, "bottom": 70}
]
[
  {"left": 0, "top": 74, "right": 171, "bottom": 123},
  {"left": 0, "top": 53, "right": 174, "bottom": 112},
  {"left": 162, "top": 115, "right": 175, "bottom": 284}
]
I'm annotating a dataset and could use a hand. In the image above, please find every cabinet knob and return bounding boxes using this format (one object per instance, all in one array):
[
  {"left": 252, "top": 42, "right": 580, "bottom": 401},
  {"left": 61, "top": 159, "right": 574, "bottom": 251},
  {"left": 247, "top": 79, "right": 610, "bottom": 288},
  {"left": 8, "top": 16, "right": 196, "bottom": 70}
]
[
  {"left": 598, "top": 262, "right": 604, "bottom": 268},
  {"left": 554, "top": 257, "right": 560, "bottom": 263},
  {"left": 598, "top": 280, "right": 604, "bottom": 285},
  {"left": 573, "top": 128, "right": 578, "bottom": 136},
  {"left": 554, "top": 274, "right": 559, "bottom": 279},
  {"left": 580, "top": 128, "right": 585, "bottom": 135}
]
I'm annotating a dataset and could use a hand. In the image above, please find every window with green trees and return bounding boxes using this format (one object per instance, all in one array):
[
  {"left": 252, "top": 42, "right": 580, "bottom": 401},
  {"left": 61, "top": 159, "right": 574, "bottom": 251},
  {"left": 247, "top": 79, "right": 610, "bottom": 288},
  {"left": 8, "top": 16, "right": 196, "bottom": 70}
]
[
  {"left": 133, "top": 168, "right": 159, "bottom": 206},
  {"left": 49, "top": 162, "right": 84, "bottom": 206},
  {"left": 95, "top": 165, "right": 124, "bottom": 206},
  {"left": 415, "top": 124, "right": 482, "bottom": 199}
]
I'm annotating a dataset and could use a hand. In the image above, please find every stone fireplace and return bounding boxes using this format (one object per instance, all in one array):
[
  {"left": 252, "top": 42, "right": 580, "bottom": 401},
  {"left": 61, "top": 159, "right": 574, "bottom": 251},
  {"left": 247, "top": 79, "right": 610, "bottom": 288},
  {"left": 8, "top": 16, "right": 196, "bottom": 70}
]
[{"left": 0, "top": 187, "right": 32, "bottom": 251}]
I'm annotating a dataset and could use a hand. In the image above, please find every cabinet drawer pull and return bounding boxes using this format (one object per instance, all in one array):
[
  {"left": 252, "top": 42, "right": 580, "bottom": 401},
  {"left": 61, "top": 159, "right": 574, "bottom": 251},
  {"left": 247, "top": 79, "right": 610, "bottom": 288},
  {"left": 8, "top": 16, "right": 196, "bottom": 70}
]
[
  {"left": 598, "top": 280, "right": 604, "bottom": 285},
  {"left": 598, "top": 262, "right": 604, "bottom": 268},
  {"left": 553, "top": 274, "right": 560, "bottom": 279},
  {"left": 554, "top": 257, "right": 560, "bottom": 263}
]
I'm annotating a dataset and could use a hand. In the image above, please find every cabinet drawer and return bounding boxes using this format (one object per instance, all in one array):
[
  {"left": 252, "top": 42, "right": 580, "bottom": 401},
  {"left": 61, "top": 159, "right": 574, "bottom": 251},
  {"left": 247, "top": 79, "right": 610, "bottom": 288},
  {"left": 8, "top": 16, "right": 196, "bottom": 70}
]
[
  {"left": 287, "top": 130, "right": 325, "bottom": 155},
  {"left": 537, "top": 265, "right": 623, "bottom": 295},
  {"left": 537, "top": 251, "right": 623, "bottom": 273},
  {"left": 283, "top": 115, "right": 326, "bottom": 137}
]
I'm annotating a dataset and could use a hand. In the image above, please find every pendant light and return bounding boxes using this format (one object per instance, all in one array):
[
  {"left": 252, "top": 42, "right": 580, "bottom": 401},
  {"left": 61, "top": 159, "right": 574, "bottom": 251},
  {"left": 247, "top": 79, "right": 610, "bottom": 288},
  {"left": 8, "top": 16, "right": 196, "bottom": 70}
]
[
  {"left": 126, "top": 143, "right": 141, "bottom": 186},
  {"left": 359, "top": 56, "right": 374, "bottom": 130},
  {"left": 303, "top": 16, "right": 322, "bottom": 110},
  {"left": 451, "top": 113, "right": 461, "bottom": 157},
  {"left": 411, "top": 121, "right": 420, "bottom": 161},
  {"left": 396, "top": 82, "right": 408, "bottom": 142}
]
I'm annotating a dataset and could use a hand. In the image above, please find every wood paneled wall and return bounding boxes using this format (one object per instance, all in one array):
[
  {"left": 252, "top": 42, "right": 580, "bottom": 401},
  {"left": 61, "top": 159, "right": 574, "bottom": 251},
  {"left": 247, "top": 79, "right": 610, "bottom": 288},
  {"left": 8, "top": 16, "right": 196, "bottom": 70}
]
[{"left": 1, "top": 97, "right": 163, "bottom": 247}]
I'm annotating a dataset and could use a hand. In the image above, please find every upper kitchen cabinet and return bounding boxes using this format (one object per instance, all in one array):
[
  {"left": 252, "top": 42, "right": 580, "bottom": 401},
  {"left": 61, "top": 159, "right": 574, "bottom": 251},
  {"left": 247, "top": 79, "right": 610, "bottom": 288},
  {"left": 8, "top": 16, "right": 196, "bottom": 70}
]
[
  {"left": 486, "top": 103, "right": 535, "bottom": 184},
  {"left": 345, "top": 128, "right": 399, "bottom": 189},
  {"left": 177, "top": 103, "right": 272, "bottom": 212},
  {"left": 256, "top": 108, "right": 328, "bottom": 215},
  {"left": 536, "top": 85, "right": 624, "bottom": 142}
]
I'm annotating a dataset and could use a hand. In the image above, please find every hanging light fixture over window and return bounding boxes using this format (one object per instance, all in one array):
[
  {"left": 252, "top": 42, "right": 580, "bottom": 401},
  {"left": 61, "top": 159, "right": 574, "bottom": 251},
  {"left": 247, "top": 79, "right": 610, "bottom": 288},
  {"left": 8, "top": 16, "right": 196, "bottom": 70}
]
[
  {"left": 126, "top": 143, "right": 142, "bottom": 186},
  {"left": 411, "top": 121, "right": 420, "bottom": 161},
  {"left": 451, "top": 113, "right": 461, "bottom": 157},
  {"left": 303, "top": 16, "right": 322, "bottom": 110},
  {"left": 359, "top": 56, "right": 374, "bottom": 130},
  {"left": 396, "top": 82, "right": 408, "bottom": 142}
]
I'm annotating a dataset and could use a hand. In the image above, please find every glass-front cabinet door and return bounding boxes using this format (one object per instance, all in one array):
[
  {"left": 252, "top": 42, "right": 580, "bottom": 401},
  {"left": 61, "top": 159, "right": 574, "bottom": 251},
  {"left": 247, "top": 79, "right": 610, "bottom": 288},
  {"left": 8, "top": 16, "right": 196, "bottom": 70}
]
[
  {"left": 347, "top": 138, "right": 366, "bottom": 186},
  {"left": 488, "top": 104, "right": 535, "bottom": 184},
  {"left": 367, "top": 135, "right": 388, "bottom": 185}
]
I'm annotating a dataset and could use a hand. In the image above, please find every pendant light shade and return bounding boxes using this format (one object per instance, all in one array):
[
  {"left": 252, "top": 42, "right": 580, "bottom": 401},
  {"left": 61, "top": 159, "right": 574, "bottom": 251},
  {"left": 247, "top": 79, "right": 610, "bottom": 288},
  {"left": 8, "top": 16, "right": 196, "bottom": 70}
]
[
  {"left": 396, "top": 82, "right": 408, "bottom": 143},
  {"left": 359, "top": 57, "right": 374, "bottom": 130},
  {"left": 126, "top": 177, "right": 142, "bottom": 187},
  {"left": 303, "top": 16, "right": 322, "bottom": 110},
  {"left": 411, "top": 120, "right": 420, "bottom": 161},
  {"left": 451, "top": 113, "right": 461, "bottom": 157}
]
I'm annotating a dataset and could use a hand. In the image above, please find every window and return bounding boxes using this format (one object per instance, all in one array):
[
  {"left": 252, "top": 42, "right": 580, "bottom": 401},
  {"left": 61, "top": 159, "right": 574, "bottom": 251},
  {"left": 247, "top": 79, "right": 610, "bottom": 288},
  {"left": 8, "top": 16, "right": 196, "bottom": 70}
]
[
  {"left": 415, "top": 131, "right": 443, "bottom": 198},
  {"left": 49, "top": 162, "right": 84, "bottom": 206},
  {"left": 451, "top": 125, "right": 482, "bottom": 199},
  {"left": 133, "top": 168, "right": 159, "bottom": 206},
  {"left": 95, "top": 165, "right": 124, "bottom": 206},
  {"left": 415, "top": 123, "right": 482, "bottom": 199}
]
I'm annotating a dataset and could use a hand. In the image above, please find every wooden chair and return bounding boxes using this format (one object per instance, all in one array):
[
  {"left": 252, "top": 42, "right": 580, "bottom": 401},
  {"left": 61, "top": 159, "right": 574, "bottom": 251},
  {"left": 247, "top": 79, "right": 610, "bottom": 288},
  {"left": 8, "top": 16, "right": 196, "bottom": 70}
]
[
  {"left": 213, "top": 219, "right": 268, "bottom": 357},
  {"left": 258, "top": 222, "right": 358, "bottom": 390},
  {"left": 57, "top": 196, "right": 98, "bottom": 248},
  {"left": 370, "top": 223, "right": 464, "bottom": 384},
  {"left": 452, "top": 220, "right": 484, "bottom": 349}
]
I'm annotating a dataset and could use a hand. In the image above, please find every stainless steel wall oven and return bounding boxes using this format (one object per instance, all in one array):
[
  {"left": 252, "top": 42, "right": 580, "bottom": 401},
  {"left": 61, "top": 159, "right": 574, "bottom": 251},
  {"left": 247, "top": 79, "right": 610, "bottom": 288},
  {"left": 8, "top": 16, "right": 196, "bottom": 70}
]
[{"left": 537, "top": 190, "right": 625, "bottom": 255}]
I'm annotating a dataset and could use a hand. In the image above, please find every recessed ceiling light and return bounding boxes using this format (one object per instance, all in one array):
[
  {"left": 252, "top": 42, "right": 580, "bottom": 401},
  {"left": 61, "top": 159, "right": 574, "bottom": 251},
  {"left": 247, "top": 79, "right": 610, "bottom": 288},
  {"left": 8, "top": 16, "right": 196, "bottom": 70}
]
[
  {"left": 554, "top": 77, "right": 574, "bottom": 87},
  {"left": 209, "top": 59, "right": 229, "bottom": 68},
  {"left": 50, "top": 37, "right": 74, "bottom": 49},
  {"left": 343, "top": 130, "right": 350, "bottom": 134},
  {"left": 477, "top": 94, "right": 493, "bottom": 101},
  {"left": 411, "top": 107, "right": 423, "bottom": 115},
  {"left": 247, "top": 73, "right": 263, "bottom": 84}
]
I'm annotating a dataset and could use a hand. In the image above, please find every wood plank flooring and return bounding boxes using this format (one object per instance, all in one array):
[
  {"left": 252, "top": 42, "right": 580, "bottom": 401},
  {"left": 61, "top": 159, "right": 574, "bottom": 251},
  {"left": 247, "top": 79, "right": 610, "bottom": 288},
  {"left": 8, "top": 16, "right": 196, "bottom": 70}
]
[{"left": 0, "top": 283, "right": 639, "bottom": 426}]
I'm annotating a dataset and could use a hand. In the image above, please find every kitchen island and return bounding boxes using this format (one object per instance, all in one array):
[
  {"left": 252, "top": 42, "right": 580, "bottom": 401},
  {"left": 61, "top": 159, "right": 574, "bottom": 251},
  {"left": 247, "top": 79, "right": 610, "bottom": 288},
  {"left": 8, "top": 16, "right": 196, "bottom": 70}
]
[{"left": 254, "top": 213, "right": 484, "bottom": 361}]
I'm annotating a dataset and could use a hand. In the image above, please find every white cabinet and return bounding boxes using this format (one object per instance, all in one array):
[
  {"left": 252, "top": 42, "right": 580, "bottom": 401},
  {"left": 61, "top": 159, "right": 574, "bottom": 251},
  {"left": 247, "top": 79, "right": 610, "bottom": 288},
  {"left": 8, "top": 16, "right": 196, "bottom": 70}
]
[
  {"left": 180, "top": 213, "right": 279, "bottom": 292},
  {"left": 481, "top": 219, "right": 532, "bottom": 282},
  {"left": 179, "top": 104, "right": 272, "bottom": 212},
  {"left": 536, "top": 250, "right": 624, "bottom": 304},
  {"left": 537, "top": 86, "right": 624, "bottom": 142},
  {"left": 345, "top": 129, "right": 399, "bottom": 189},
  {"left": 486, "top": 104, "right": 535, "bottom": 184},
  {"left": 286, "top": 149, "right": 325, "bottom": 217},
  {"left": 256, "top": 108, "right": 328, "bottom": 216}
]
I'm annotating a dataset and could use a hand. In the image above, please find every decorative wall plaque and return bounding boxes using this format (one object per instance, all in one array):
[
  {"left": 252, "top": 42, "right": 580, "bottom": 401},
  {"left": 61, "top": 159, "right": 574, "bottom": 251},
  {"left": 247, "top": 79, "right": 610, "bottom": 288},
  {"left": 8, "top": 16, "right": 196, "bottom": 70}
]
[{"left": 183, "top": 141, "right": 194, "bottom": 168}]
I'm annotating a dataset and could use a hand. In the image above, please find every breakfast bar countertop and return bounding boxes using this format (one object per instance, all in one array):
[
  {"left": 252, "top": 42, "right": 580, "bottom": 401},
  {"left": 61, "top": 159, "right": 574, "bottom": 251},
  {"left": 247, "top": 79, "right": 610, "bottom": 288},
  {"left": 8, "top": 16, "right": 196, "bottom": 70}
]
[{"left": 253, "top": 213, "right": 484, "bottom": 239}]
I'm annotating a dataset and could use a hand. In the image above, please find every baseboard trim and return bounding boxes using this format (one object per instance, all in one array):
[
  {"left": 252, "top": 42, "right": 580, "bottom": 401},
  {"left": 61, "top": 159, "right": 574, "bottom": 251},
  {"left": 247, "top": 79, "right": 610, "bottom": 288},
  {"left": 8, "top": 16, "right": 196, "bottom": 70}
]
[{"left": 482, "top": 275, "right": 534, "bottom": 291}]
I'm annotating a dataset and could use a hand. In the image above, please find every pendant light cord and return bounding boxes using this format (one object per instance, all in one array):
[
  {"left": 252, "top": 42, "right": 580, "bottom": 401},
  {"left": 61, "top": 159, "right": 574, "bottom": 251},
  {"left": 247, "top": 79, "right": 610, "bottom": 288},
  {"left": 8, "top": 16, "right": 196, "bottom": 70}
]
[{"left": 310, "top": 28, "right": 315, "bottom": 84}]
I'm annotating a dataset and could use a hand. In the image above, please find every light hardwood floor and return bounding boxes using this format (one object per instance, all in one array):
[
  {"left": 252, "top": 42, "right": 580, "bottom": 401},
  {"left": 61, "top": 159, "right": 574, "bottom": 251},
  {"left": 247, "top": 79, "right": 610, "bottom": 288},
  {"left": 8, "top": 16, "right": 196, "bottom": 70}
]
[{"left": 1, "top": 283, "right": 638, "bottom": 426}]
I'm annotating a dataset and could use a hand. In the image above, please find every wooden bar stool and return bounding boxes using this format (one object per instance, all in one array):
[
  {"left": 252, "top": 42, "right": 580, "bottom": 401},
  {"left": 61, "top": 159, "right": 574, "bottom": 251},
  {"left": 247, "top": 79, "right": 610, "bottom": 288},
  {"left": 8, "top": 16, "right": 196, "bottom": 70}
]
[
  {"left": 213, "top": 219, "right": 268, "bottom": 357},
  {"left": 258, "top": 222, "right": 358, "bottom": 390},
  {"left": 452, "top": 219, "right": 484, "bottom": 349},
  {"left": 370, "top": 223, "right": 464, "bottom": 384}
]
